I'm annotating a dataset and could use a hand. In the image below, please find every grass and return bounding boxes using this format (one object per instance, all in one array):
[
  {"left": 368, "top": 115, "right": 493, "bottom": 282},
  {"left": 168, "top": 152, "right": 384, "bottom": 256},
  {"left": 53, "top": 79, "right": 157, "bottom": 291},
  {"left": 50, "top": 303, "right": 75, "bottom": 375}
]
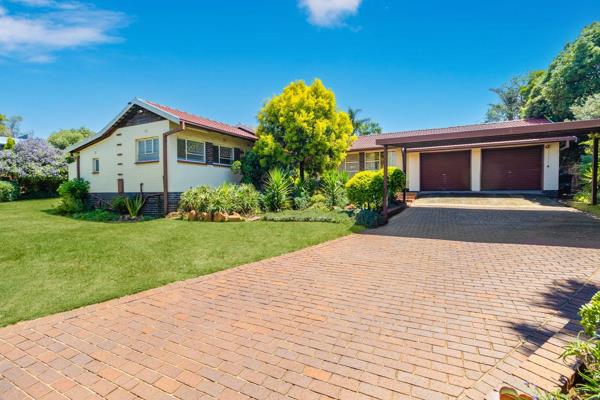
[
  {"left": 566, "top": 200, "right": 600, "bottom": 218},
  {"left": 0, "top": 199, "right": 358, "bottom": 327}
]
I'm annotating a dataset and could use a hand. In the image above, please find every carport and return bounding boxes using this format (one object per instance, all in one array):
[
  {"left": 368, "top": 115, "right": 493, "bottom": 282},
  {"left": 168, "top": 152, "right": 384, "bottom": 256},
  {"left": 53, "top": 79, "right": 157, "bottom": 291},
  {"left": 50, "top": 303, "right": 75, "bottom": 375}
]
[{"left": 378, "top": 118, "right": 600, "bottom": 219}]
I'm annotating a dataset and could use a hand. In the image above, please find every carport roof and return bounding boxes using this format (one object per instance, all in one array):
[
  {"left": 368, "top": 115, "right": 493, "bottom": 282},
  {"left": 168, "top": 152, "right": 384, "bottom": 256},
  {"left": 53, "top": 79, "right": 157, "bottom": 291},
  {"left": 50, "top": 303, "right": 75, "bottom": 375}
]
[{"left": 374, "top": 118, "right": 600, "bottom": 149}]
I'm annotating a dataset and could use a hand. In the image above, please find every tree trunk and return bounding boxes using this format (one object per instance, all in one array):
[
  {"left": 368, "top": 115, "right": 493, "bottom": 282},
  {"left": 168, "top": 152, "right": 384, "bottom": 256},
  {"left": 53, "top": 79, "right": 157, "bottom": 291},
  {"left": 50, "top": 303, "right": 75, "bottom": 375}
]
[{"left": 299, "top": 163, "right": 305, "bottom": 182}]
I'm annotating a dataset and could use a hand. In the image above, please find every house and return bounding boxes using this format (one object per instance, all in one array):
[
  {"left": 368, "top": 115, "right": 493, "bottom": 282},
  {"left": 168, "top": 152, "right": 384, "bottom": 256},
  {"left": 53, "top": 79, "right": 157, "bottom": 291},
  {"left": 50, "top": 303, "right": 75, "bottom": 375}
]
[
  {"left": 340, "top": 118, "right": 600, "bottom": 195},
  {"left": 67, "top": 98, "right": 257, "bottom": 215}
]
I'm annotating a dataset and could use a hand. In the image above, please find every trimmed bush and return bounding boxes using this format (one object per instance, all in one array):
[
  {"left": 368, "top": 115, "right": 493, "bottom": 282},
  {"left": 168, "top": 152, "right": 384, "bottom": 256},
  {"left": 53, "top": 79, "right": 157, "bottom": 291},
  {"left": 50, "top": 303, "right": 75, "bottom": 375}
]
[
  {"left": 0, "top": 180, "right": 19, "bottom": 202},
  {"left": 345, "top": 167, "right": 405, "bottom": 210},
  {"left": 355, "top": 209, "right": 384, "bottom": 228},
  {"left": 56, "top": 178, "right": 89, "bottom": 214},
  {"left": 262, "top": 209, "right": 353, "bottom": 223}
]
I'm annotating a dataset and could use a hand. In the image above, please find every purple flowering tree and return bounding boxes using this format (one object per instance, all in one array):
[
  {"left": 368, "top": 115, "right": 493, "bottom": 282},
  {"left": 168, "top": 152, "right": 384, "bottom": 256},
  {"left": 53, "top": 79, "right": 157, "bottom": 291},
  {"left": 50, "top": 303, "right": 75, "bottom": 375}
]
[{"left": 0, "top": 139, "right": 67, "bottom": 196}]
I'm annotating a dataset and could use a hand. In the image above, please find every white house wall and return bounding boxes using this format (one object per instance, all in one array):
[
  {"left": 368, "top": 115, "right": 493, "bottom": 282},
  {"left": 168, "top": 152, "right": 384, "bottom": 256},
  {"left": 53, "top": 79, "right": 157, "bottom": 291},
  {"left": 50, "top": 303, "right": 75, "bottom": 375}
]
[{"left": 74, "top": 120, "right": 170, "bottom": 193}]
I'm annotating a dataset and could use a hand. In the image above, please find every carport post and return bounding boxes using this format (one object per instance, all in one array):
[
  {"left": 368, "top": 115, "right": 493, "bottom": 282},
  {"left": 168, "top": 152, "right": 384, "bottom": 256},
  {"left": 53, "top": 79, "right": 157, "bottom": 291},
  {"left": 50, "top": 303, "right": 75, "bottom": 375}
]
[
  {"left": 383, "top": 145, "right": 389, "bottom": 222},
  {"left": 402, "top": 147, "right": 407, "bottom": 203},
  {"left": 593, "top": 136, "right": 599, "bottom": 206}
]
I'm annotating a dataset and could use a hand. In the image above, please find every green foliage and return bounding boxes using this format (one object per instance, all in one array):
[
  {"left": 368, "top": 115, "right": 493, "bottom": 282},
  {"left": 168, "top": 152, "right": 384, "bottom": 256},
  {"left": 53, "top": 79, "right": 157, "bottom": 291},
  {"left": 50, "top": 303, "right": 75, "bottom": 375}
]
[
  {"left": 262, "top": 209, "right": 353, "bottom": 223},
  {"left": 231, "top": 160, "right": 242, "bottom": 175},
  {"left": 581, "top": 292, "right": 600, "bottom": 337},
  {"left": 110, "top": 195, "right": 128, "bottom": 214},
  {"left": 256, "top": 79, "right": 355, "bottom": 180},
  {"left": 4, "top": 137, "right": 15, "bottom": 150},
  {"left": 485, "top": 75, "right": 528, "bottom": 122},
  {"left": 178, "top": 183, "right": 261, "bottom": 215},
  {"left": 56, "top": 178, "right": 89, "bottom": 214},
  {"left": 0, "top": 180, "right": 19, "bottom": 202},
  {"left": 48, "top": 127, "right": 94, "bottom": 150},
  {"left": 345, "top": 167, "right": 406, "bottom": 210},
  {"left": 262, "top": 168, "right": 292, "bottom": 212},
  {"left": 523, "top": 22, "right": 600, "bottom": 121},
  {"left": 179, "top": 185, "right": 212, "bottom": 212},
  {"left": 237, "top": 150, "right": 267, "bottom": 188},
  {"left": 124, "top": 195, "right": 144, "bottom": 218},
  {"left": 321, "top": 169, "right": 348, "bottom": 208},
  {"left": 355, "top": 209, "right": 384, "bottom": 228},
  {"left": 71, "top": 209, "right": 120, "bottom": 222},
  {"left": 310, "top": 193, "right": 326, "bottom": 205},
  {"left": 347, "top": 107, "right": 382, "bottom": 136},
  {"left": 572, "top": 93, "right": 600, "bottom": 121}
]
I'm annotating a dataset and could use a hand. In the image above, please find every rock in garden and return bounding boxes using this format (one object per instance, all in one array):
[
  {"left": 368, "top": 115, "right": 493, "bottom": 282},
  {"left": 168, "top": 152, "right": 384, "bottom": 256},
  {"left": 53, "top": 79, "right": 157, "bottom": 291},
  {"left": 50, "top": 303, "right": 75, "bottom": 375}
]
[
  {"left": 213, "top": 211, "right": 228, "bottom": 222},
  {"left": 200, "top": 212, "right": 211, "bottom": 221},
  {"left": 188, "top": 210, "right": 198, "bottom": 221},
  {"left": 228, "top": 212, "right": 243, "bottom": 222}
]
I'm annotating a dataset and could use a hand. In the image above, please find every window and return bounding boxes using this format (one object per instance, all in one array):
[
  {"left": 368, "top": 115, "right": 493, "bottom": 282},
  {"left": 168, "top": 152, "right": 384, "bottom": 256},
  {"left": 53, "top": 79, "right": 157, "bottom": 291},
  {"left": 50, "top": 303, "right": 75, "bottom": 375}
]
[
  {"left": 365, "top": 152, "right": 381, "bottom": 170},
  {"left": 92, "top": 158, "right": 100, "bottom": 173},
  {"left": 387, "top": 151, "right": 397, "bottom": 167},
  {"left": 177, "top": 138, "right": 205, "bottom": 163},
  {"left": 342, "top": 153, "right": 360, "bottom": 174},
  {"left": 137, "top": 137, "right": 159, "bottom": 162},
  {"left": 218, "top": 146, "right": 233, "bottom": 165}
]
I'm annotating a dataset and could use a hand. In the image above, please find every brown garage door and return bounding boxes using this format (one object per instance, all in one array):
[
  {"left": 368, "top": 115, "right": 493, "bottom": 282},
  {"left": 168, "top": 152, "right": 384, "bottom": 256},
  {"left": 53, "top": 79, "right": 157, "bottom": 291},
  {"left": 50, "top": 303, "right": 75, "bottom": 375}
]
[
  {"left": 481, "top": 146, "right": 543, "bottom": 190},
  {"left": 420, "top": 151, "right": 471, "bottom": 191}
]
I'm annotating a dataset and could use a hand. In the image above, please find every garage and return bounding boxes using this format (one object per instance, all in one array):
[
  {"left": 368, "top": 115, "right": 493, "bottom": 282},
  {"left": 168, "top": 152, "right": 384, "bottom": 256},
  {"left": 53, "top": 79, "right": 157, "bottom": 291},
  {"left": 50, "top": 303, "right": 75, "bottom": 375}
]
[
  {"left": 481, "top": 146, "right": 543, "bottom": 190},
  {"left": 420, "top": 150, "right": 471, "bottom": 191}
]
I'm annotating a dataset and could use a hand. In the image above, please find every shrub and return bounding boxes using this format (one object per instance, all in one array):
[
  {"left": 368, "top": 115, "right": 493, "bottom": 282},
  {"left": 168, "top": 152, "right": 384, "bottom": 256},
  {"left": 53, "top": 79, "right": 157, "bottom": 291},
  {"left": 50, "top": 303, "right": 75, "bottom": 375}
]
[
  {"left": 124, "top": 194, "right": 144, "bottom": 218},
  {"left": 346, "top": 167, "right": 405, "bottom": 210},
  {"left": 110, "top": 195, "right": 128, "bottom": 213},
  {"left": 0, "top": 138, "right": 67, "bottom": 197},
  {"left": 178, "top": 183, "right": 261, "bottom": 216},
  {"left": 179, "top": 185, "right": 212, "bottom": 212},
  {"left": 262, "top": 168, "right": 292, "bottom": 212},
  {"left": 262, "top": 209, "right": 353, "bottom": 223},
  {"left": 0, "top": 180, "right": 19, "bottom": 202},
  {"left": 355, "top": 209, "right": 384, "bottom": 228},
  {"left": 293, "top": 194, "right": 311, "bottom": 210},
  {"left": 310, "top": 193, "right": 326, "bottom": 204},
  {"left": 71, "top": 209, "right": 120, "bottom": 222},
  {"left": 56, "top": 178, "right": 89, "bottom": 214},
  {"left": 321, "top": 170, "right": 348, "bottom": 208}
]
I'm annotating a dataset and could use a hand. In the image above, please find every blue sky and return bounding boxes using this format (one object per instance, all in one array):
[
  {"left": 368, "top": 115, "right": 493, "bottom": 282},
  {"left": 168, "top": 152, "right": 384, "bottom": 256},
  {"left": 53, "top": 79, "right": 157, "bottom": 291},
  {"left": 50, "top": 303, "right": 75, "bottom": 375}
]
[{"left": 0, "top": 0, "right": 598, "bottom": 138}]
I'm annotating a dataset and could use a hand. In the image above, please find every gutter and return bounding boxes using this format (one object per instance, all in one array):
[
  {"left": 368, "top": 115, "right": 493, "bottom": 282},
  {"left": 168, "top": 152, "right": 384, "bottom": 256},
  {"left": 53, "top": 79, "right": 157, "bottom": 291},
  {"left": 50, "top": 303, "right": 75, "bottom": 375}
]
[{"left": 162, "top": 121, "right": 186, "bottom": 215}]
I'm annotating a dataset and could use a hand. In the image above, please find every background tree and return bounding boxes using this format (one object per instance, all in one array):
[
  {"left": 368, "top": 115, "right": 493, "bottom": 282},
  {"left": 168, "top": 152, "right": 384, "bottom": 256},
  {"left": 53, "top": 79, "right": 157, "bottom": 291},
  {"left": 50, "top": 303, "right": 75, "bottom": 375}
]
[
  {"left": 255, "top": 79, "right": 354, "bottom": 180},
  {"left": 347, "top": 107, "right": 382, "bottom": 135},
  {"left": 523, "top": 22, "right": 600, "bottom": 121},
  {"left": 571, "top": 93, "right": 600, "bottom": 121},
  {"left": 484, "top": 75, "right": 528, "bottom": 122},
  {"left": 48, "top": 127, "right": 93, "bottom": 150}
]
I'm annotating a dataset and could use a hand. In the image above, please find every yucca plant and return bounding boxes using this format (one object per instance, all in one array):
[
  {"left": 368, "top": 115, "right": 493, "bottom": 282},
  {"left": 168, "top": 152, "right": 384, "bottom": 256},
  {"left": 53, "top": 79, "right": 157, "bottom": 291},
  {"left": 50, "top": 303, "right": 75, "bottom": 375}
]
[
  {"left": 321, "top": 170, "right": 348, "bottom": 208},
  {"left": 124, "top": 194, "right": 144, "bottom": 218},
  {"left": 262, "top": 168, "right": 292, "bottom": 212}
]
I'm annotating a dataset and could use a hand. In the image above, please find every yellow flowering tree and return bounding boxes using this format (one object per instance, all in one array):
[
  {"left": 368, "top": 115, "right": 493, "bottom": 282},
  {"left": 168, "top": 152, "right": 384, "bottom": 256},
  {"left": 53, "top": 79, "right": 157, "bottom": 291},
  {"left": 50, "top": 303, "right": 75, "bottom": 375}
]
[{"left": 256, "top": 79, "right": 354, "bottom": 180}]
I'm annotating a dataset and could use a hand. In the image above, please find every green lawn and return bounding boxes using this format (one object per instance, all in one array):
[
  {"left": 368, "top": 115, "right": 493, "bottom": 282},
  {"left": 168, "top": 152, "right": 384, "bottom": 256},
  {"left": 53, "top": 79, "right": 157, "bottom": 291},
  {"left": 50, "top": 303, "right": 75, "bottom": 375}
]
[{"left": 0, "top": 199, "right": 358, "bottom": 327}]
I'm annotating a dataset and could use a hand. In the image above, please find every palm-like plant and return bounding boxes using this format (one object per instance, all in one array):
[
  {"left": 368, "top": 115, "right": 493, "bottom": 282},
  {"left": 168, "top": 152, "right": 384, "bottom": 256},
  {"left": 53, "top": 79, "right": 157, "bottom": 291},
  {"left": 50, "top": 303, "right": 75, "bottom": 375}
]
[
  {"left": 263, "top": 168, "right": 291, "bottom": 211},
  {"left": 124, "top": 195, "right": 144, "bottom": 218},
  {"left": 321, "top": 170, "right": 348, "bottom": 208}
]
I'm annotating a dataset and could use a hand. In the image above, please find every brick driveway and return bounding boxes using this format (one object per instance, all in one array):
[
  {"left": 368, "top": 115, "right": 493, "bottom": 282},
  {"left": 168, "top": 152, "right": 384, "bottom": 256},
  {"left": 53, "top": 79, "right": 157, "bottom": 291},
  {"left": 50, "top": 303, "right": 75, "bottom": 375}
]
[{"left": 2, "top": 199, "right": 600, "bottom": 400}]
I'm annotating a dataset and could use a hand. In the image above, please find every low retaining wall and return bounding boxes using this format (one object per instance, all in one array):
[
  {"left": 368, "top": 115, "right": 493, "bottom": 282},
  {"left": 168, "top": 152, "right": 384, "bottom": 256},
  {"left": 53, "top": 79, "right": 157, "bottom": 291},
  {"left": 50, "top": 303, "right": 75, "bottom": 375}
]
[{"left": 87, "top": 192, "right": 181, "bottom": 216}]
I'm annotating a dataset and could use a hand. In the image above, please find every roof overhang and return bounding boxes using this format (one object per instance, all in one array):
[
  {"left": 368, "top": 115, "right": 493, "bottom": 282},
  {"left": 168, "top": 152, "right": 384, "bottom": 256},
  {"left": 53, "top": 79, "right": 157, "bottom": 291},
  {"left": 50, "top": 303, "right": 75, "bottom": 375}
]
[
  {"left": 375, "top": 119, "right": 600, "bottom": 149},
  {"left": 407, "top": 136, "right": 577, "bottom": 152}
]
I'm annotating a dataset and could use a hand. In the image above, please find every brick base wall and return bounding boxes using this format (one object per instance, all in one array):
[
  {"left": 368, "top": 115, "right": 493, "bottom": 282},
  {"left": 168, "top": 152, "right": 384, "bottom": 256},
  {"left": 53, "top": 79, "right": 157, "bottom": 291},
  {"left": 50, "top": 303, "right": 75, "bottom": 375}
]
[{"left": 88, "top": 192, "right": 182, "bottom": 216}]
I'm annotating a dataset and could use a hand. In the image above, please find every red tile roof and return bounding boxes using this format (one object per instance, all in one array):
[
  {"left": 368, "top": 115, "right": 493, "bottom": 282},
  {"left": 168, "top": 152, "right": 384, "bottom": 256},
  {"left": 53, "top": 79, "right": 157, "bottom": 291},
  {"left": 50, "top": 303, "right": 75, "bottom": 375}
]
[
  {"left": 145, "top": 100, "right": 257, "bottom": 141},
  {"left": 349, "top": 118, "right": 552, "bottom": 151}
]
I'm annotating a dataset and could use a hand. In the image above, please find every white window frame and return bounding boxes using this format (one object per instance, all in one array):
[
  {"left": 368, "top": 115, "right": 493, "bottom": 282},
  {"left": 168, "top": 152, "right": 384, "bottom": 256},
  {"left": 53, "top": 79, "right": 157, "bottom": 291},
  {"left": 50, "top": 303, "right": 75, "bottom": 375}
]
[
  {"left": 92, "top": 158, "right": 100, "bottom": 173},
  {"left": 365, "top": 152, "right": 381, "bottom": 170},
  {"left": 387, "top": 151, "right": 397, "bottom": 167},
  {"left": 136, "top": 137, "right": 159, "bottom": 162},
  {"left": 177, "top": 138, "right": 206, "bottom": 163},
  {"left": 217, "top": 145, "right": 234, "bottom": 165}
]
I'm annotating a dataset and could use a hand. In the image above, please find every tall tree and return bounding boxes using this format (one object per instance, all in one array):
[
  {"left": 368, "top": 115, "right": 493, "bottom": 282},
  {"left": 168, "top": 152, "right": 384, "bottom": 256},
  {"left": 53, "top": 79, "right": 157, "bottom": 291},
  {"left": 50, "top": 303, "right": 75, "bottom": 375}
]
[
  {"left": 484, "top": 75, "right": 528, "bottom": 122},
  {"left": 571, "top": 93, "right": 600, "bottom": 121},
  {"left": 256, "top": 79, "right": 354, "bottom": 180},
  {"left": 347, "top": 107, "right": 382, "bottom": 135},
  {"left": 523, "top": 22, "right": 600, "bottom": 121},
  {"left": 48, "top": 127, "right": 94, "bottom": 150}
]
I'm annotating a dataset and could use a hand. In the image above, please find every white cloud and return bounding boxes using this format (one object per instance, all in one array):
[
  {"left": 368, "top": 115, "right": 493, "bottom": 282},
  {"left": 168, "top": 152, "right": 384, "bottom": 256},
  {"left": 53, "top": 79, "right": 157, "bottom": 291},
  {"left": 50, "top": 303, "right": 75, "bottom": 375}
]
[
  {"left": 0, "top": 1, "right": 126, "bottom": 62},
  {"left": 299, "top": 0, "right": 362, "bottom": 27}
]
